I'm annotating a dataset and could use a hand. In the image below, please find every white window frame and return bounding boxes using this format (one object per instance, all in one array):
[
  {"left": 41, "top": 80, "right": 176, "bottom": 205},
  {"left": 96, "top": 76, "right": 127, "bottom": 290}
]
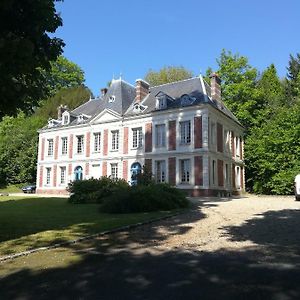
[
  {"left": 61, "top": 137, "right": 68, "bottom": 155},
  {"left": 224, "top": 163, "right": 230, "bottom": 187},
  {"left": 60, "top": 166, "right": 66, "bottom": 185},
  {"left": 236, "top": 136, "right": 240, "bottom": 157},
  {"left": 47, "top": 139, "right": 54, "bottom": 156},
  {"left": 155, "top": 160, "right": 166, "bottom": 183},
  {"left": 76, "top": 135, "right": 84, "bottom": 154},
  {"left": 156, "top": 97, "right": 167, "bottom": 110},
  {"left": 132, "top": 127, "right": 143, "bottom": 149},
  {"left": 111, "top": 163, "right": 118, "bottom": 180},
  {"left": 155, "top": 124, "right": 166, "bottom": 148},
  {"left": 180, "top": 159, "right": 191, "bottom": 184},
  {"left": 236, "top": 166, "right": 241, "bottom": 189},
  {"left": 93, "top": 132, "right": 101, "bottom": 153},
  {"left": 224, "top": 130, "right": 230, "bottom": 153},
  {"left": 62, "top": 113, "right": 69, "bottom": 125},
  {"left": 111, "top": 130, "right": 119, "bottom": 151},
  {"left": 212, "top": 159, "right": 217, "bottom": 186},
  {"left": 46, "top": 167, "right": 51, "bottom": 185},
  {"left": 179, "top": 121, "right": 191, "bottom": 144},
  {"left": 210, "top": 122, "right": 216, "bottom": 146}
]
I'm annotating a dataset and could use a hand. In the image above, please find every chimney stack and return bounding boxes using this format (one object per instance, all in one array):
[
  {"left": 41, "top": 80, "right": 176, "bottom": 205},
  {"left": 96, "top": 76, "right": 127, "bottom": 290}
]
[
  {"left": 209, "top": 72, "right": 221, "bottom": 102},
  {"left": 101, "top": 88, "right": 108, "bottom": 97},
  {"left": 135, "top": 79, "right": 150, "bottom": 103},
  {"left": 57, "top": 104, "right": 68, "bottom": 119}
]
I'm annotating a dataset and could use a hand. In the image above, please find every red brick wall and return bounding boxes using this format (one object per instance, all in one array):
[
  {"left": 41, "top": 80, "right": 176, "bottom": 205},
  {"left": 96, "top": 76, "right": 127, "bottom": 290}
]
[
  {"left": 144, "top": 159, "right": 152, "bottom": 173},
  {"left": 232, "top": 164, "right": 236, "bottom": 189},
  {"left": 168, "top": 121, "right": 176, "bottom": 151},
  {"left": 240, "top": 138, "right": 243, "bottom": 159},
  {"left": 217, "top": 123, "right": 223, "bottom": 153},
  {"left": 86, "top": 132, "right": 91, "bottom": 157},
  {"left": 168, "top": 157, "right": 176, "bottom": 185},
  {"left": 145, "top": 123, "right": 152, "bottom": 152},
  {"left": 123, "top": 127, "right": 128, "bottom": 154},
  {"left": 123, "top": 160, "right": 128, "bottom": 181},
  {"left": 54, "top": 136, "right": 59, "bottom": 160},
  {"left": 194, "top": 116, "right": 203, "bottom": 149},
  {"left": 231, "top": 131, "right": 235, "bottom": 157},
  {"left": 68, "top": 164, "right": 72, "bottom": 176},
  {"left": 194, "top": 156, "right": 203, "bottom": 185},
  {"left": 53, "top": 165, "right": 57, "bottom": 187},
  {"left": 217, "top": 159, "right": 224, "bottom": 187},
  {"left": 85, "top": 162, "right": 89, "bottom": 176},
  {"left": 103, "top": 129, "right": 108, "bottom": 156},
  {"left": 41, "top": 138, "right": 45, "bottom": 161},
  {"left": 241, "top": 166, "right": 244, "bottom": 191},
  {"left": 102, "top": 161, "right": 107, "bottom": 176},
  {"left": 69, "top": 134, "right": 73, "bottom": 159},
  {"left": 39, "top": 166, "right": 43, "bottom": 188}
]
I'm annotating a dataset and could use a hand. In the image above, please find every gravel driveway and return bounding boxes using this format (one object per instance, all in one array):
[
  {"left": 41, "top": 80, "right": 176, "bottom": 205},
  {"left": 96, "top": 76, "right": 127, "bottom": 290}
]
[{"left": 1, "top": 195, "right": 300, "bottom": 300}]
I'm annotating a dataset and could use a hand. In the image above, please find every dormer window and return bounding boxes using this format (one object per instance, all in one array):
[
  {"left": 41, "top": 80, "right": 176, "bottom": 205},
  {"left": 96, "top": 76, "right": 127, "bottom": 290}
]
[
  {"left": 133, "top": 103, "right": 147, "bottom": 113},
  {"left": 76, "top": 114, "right": 90, "bottom": 124},
  {"left": 62, "top": 111, "right": 70, "bottom": 125},
  {"left": 48, "top": 119, "right": 60, "bottom": 128},
  {"left": 181, "top": 94, "right": 196, "bottom": 106},
  {"left": 156, "top": 96, "right": 167, "bottom": 110},
  {"left": 109, "top": 95, "right": 116, "bottom": 103}
]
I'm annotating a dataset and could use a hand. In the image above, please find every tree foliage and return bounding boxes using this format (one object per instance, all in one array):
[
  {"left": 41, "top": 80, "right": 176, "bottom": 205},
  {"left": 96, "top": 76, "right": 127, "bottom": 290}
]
[
  {"left": 144, "top": 66, "right": 193, "bottom": 86},
  {"left": 0, "top": 0, "right": 64, "bottom": 117}
]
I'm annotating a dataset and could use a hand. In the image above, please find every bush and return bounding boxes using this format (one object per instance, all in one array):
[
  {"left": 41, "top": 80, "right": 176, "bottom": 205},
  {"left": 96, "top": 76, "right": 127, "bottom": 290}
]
[
  {"left": 68, "top": 177, "right": 129, "bottom": 204},
  {"left": 100, "top": 183, "right": 189, "bottom": 213}
]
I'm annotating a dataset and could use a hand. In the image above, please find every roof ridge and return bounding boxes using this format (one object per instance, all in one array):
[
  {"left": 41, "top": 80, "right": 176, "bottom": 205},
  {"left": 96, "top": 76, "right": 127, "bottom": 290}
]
[{"left": 150, "top": 76, "right": 200, "bottom": 89}]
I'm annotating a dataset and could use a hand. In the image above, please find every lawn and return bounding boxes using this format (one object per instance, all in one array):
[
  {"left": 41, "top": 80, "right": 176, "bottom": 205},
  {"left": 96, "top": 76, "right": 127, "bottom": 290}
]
[
  {"left": 0, "top": 184, "right": 23, "bottom": 194},
  {"left": 0, "top": 196, "right": 177, "bottom": 257}
]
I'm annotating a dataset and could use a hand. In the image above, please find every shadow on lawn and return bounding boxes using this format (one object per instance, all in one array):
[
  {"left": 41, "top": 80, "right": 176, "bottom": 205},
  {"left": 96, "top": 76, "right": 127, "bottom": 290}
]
[{"left": 1, "top": 199, "right": 300, "bottom": 299}]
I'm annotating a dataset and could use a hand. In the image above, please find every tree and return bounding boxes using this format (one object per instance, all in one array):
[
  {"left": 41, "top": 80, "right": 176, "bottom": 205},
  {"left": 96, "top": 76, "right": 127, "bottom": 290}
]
[
  {"left": 144, "top": 66, "right": 193, "bottom": 86},
  {"left": 213, "top": 50, "right": 261, "bottom": 130},
  {"left": 43, "top": 56, "right": 85, "bottom": 95},
  {"left": 285, "top": 53, "right": 300, "bottom": 101},
  {"left": 0, "top": 0, "right": 64, "bottom": 118}
]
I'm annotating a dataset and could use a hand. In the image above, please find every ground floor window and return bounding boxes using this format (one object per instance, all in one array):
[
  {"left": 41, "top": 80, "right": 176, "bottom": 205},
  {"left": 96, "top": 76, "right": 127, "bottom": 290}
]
[
  {"left": 130, "top": 162, "right": 142, "bottom": 185},
  {"left": 74, "top": 166, "right": 83, "bottom": 181},
  {"left": 155, "top": 160, "right": 166, "bottom": 183},
  {"left": 46, "top": 167, "right": 51, "bottom": 185},
  {"left": 236, "top": 166, "right": 241, "bottom": 189},
  {"left": 180, "top": 159, "right": 190, "bottom": 183},
  {"left": 212, "top": 159, "right": 216, "bottom": 185},
  {"left": 111, "top": 163, "right": 118, "bottom": 180},
  {"left": 224, "top": 163, "right": 229, "bottom": 186},
  {"left": 60, "top": 167, "right": 66, "bottom": 184}
]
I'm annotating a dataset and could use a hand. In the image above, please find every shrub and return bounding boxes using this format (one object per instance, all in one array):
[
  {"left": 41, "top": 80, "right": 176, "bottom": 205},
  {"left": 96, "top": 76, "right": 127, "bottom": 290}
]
[
  {"left": 100, "top": 183, "right": 189, "bottom": 213},
  {"left": 68, "top": 177, "right": 129, "bottom": 204}
]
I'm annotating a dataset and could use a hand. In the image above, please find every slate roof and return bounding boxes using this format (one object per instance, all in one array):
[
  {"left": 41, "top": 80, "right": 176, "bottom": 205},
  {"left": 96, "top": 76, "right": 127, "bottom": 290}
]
[{"left": 41, "top": 75, "right": 241, "bottom": 131}]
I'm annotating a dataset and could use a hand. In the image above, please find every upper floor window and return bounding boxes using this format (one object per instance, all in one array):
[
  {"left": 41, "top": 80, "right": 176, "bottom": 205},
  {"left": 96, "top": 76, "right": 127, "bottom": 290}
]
[
  {"left": 155, "top": 124, "right": 166, "bottom": 148},
  {"left": 111, "top": 163, "right": 118, "bottom": 180},
  {"left": 94, "top": 132, "right": 101, "bottom": 152},
  {"left": 111, "top": 130, "right": 119, "bottom": 151},
  {"left": 224, "top": 130, "right": 230, "bottom": 153},
  {"left": 210, "top": 122, "right": 216, "bottom": 145},
  {"left": 180, "top": 159, "right": 190, "bottom": 184},
  {"left": 76, "top": 135, "right": 84, "bottom": 154},
  {"left": 61, "top": 137, "right": 68, "bottom": 155},
  {"left": 180, "top": 121, "right": 191, "bottom": 144},
  {"left": 47, "top": 139, "right": 54, "bottom": 156},
  {"left": 155, "top": 160, "right": 166, "bottom": 183},
  {"left": 132, "top": 127, "right": 143, "bottom": 149},
  {"left": 236, "top": 136, "right": 241, "bottom": 157},
  {"left": 156, "top": 96, "right": 167, "bottom": 110},
  {"left": 62, "top": 112, "right": 69, "bottom": 125}
]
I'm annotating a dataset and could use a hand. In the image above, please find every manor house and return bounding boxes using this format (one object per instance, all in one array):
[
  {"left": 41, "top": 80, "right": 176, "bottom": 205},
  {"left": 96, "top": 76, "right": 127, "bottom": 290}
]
[{"left": 36, "top": 73, "right": 245, "bottom": 196}]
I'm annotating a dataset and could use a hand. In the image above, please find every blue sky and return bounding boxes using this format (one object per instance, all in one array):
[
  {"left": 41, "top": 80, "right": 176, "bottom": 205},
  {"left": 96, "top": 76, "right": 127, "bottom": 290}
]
[{"left": 55, "top": 0, "right": 300, "bottom": 96}]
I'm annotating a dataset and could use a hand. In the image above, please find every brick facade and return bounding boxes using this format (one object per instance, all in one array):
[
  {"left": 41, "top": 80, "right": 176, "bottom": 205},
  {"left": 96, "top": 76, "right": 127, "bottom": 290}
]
[
  {"left": 232, "top": 164, "right": 236, "bottom": 189},
  {"left": 217, "top": 159, "right": 224, "bottom": 187},
  {"left": 168, "top": 157, "right": 176, "bottom": 185},
  {"left": 69, "top": 134, "right": 73, "bottom": 159},
  {"left": 145, "top": 123, "right": 152, "bottom": 152},
  {"left": 41, "top": 138, "right": 45, "bottom": 161},
  {"left": 194, "top": 156, "right": 203, "bottom": 185},
  {"left": 123, "top": 160, "right": 128, "bottom": 181},
  {"left": 194, "top": 116, "right": 203, "bottom": 149},
  {"left": 54, "top": 136, "right": 59, "bottom": 160},
  {"left": 103, "top": 129, "right": 108, "bottom": 156},
  {"left": 217, "top": 123, "right": 223, "bottom": 153},
  {"left": 231, "top": 131, "right": 235, "bottom": 157},
  {"left": 85, "top": 162, "right": 89, "bottom": 176},
  {"left": 102, "top": 161, "right": 107, "bottom": 176},
  {"left": 123, "top": 127, "right": 128, "bottom": 154},
  {"left": 53, "top": 165, "right": 57, "bottom": 187},
  {"left": 168, "top": 121, "right": 176, "bottom": 151},
  {"left": 86, "top": 132, "right": 91, "bottom": 157},
  {"left": 144, "top": 158, "right": 152, "bottom": 172},
  {"left": 39, "top": 166, "right": 43, "bottom": 188},
  {"left": 68, "top": 163, "right": 72, "bottom": 176}
]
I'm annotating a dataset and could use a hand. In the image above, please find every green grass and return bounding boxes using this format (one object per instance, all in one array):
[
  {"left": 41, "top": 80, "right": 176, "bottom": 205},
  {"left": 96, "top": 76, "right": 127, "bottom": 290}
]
[
  {"left": 0, "top": 196, "right": 177, "bottom": 257},
  {"left": 0, "top": 184, "right": 23, "bottom": 193}
]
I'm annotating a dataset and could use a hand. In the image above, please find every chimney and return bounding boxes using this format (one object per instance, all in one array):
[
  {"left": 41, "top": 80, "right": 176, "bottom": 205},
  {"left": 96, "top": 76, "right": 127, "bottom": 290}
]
[
  {"left": 101, "top": 88, "right": 108, "bottom": 97},
  {"left": 135, "top": 79, "right": 150, "bottom": 103},
  {"left": 57, "top": 104, "right": 68, "bottom": 119},
  {"left": 209, "top": 72, "right": 221, "bottom": 102}
]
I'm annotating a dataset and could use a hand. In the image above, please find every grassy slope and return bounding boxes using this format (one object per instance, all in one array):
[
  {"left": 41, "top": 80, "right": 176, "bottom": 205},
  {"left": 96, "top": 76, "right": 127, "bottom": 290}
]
[
  {"left": 0, "top": 196, "right": 175, "bottom": 257},
  {"left": 0, "top": 184, "right": 23, "bottom": 193}
]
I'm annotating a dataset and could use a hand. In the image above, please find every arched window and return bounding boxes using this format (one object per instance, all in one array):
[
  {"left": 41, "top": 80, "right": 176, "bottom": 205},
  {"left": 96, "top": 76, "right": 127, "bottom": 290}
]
[
  {"left": 74, "top": 166, "right": 83, "bottom": 181},
  {"left": 130, "top": 162, "right": 142, "bottom": 185}
]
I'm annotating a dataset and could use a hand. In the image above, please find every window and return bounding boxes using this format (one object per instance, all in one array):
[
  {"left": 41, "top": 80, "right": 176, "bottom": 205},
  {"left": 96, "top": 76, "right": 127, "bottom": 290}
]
[
  {"left": 47, "top": 139, "right": 54, "bottom": 156},
  {"left": 180, "top": 121, "right": 191, "bottom": 144},
  {"left": 111, "top": 130, "right": 119, "bottom": 150},
  {"left": 210, "top": 122, "right": 216, "bottom": 145},
  {"left": 61, "top": 137, "right": 68, "bottom": 155},
  {"left": 212, "top": 160, "right": 216, "bottom": 185},
  {"left": 111, "top": 163, "right": 118, "bottom": 180},
  {"left": 60, "top": 167, "right": 66, "bottom": 184},
  {"left": 224, "top": 130, "right": 230, "bottom": 153},
  {"left": 63, "top": 114, "right": 69, "bottom": 125},
  {"left": 156, "top": 97, "right": 167, "bottom": 110},
  {"left": 155, "top": 161, "right": 166, "bottom": 183},
  {"left": 76, "top": 135, "right": 84, "bottom": 154},
  {"left": 109, "top": 95, "right": 115, "bottom": 103},
  {"left": 132, "top": 127, "right": 143, "bottom": 149},
  {"left": 155, "top": 124, "right": 166, "bottom": 147},
  {"left": 94, "top": 133, "right": 101, "bottom": 152},
  {"left": 225, "top": 163, "right": 229, "bottom": 186},
  {"left": 180, "top": 159, "right": 190, "bottom": 183},
  {"left": 236, "top": 166, "right": 241, "bottom": 189},
  {"left": 236, "top": 136, "right": 240, "bottom": 157},
  {"left": 46, "top": 167, "right": 51, "bottom": 185}
]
